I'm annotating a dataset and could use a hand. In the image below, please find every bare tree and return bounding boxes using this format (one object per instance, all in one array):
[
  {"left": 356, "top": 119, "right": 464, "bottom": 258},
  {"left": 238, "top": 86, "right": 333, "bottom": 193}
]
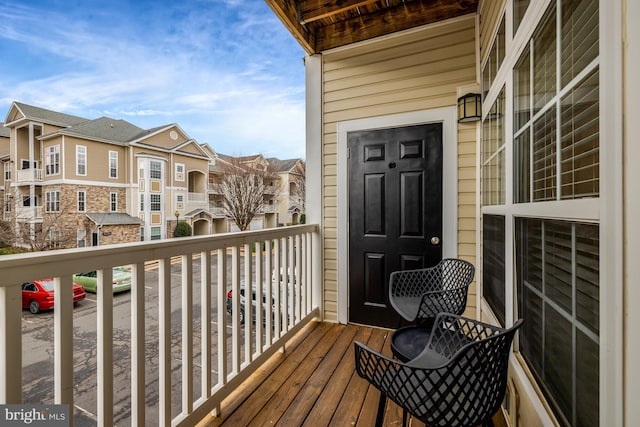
[
  {"left": 1, "top": 198, "right": 78, "bottom": 251},
  {"left": 290, "top": 165, "right": 306, "bottom": 214},
  {"left": 218, "top": 157, "right": 279, "bottom": 231}
]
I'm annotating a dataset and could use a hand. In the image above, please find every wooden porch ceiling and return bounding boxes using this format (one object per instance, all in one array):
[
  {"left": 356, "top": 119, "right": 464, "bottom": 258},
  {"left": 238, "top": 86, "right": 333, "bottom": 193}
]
[{"left": 265, "top": 0, "right": 479, "bottom": 54}]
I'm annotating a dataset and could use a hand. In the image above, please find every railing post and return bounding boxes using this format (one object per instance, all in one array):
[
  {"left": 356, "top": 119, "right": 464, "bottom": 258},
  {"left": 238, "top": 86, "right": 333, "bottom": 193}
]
[
  {"left": 265, "top": 239, "right": 273, "bottom": 346},
  {"left": 131, "top": 262, "right": 146, "bottom": 426},
  {"left": 231, "top": 246, "right": 241, "bottom": 373},
  {"left": 243, "top": 243, "right": 252, "bottom": 363},
  {"left": 181, "top": 255, "right": 194, "bottom": 415},
  {"left": 0, "top": 284, "right": 21, "bottom": 403},
  {"left": 159, "top": 259, "right": 172, "bottom": 427},
  {"left": 201, "top": 251, "right": 212, "bottom": 400},
  {"left": 215, "top": 248, "right": 227, "bottom": 417},
  {"left": 97, "top": 268, "right": 114, "bottom": 427},
  {"left": 54, "top": 276, "right": 74, "bottom": 425}
]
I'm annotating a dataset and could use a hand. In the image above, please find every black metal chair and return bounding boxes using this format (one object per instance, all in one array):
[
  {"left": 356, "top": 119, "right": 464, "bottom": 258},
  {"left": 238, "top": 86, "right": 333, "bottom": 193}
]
[
  {"left": 389, "top": 258, "right": 476, "bottom": 326},
  {"left": 355, "top": 314, "right": 523, "bottom": 427}
]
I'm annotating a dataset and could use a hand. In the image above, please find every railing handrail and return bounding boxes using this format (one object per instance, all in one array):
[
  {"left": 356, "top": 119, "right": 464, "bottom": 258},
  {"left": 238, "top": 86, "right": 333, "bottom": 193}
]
[{"left": 0, "top": 224, "right": 317, "bottom": 286}]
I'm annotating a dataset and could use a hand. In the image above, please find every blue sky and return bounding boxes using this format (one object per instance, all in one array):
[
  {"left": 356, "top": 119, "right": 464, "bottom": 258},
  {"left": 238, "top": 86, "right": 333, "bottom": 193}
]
[{"left": 0, "top": 0, "right": 307, "bottom": 159}]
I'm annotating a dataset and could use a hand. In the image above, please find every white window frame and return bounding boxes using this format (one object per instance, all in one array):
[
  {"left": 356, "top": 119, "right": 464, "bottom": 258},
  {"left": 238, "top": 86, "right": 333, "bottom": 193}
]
[
  {"left": 110, "top": 192, "right": 117, "bottom": 212},
  {"left": 150, "top": 194, "right": 161, "bottom": 212},
  {"left": 109, "top": 151, "right": 118, "bottom": 179},
  {"left": 45, "top": 145, "right": 60, "bottom": 176},
  {"left": 78, "top": 190, "right": 86, "bottom": 212},
  {"left": 150, "top": 160, "right": 162, "bottom": 180},
  {"left": 45, "top": 190, "right": 60, "bottom": 212},
  {"left": 76, "top": 145, "right": 87, "bottom": 176}
]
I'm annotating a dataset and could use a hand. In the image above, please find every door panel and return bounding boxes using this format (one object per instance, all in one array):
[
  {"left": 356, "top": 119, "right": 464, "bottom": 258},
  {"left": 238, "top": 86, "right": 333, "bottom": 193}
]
[{"left": 348, "top": 124, "right": 443, "bottom": 327}]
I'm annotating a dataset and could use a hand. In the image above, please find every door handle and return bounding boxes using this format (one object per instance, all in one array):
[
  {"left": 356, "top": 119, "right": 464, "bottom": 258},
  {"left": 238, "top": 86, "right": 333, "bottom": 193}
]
[{"left": 430, "top": 236, "right": 440, "bottom": 245}]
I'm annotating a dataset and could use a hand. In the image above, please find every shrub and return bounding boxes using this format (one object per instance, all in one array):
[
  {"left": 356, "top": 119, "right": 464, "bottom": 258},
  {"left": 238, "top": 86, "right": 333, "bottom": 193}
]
[
  {"left": 174, "top": 221, "right": 192, "bottom": 237},
  {"left": 300, "top": 214, "right": 306, "bottom": 224}
]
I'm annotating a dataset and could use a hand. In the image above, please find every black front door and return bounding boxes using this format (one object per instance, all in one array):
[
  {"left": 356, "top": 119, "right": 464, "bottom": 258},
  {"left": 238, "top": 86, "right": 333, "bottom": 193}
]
[{"left": 348, "top": 123, "right": 443, "bottom": 328}]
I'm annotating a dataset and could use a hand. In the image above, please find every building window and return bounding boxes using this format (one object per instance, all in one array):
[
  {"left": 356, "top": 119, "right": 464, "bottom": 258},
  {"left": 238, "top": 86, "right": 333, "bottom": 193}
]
[
  {"left": 4, "top": 161, "right": 11, "bottom": 180},
  {"left": 482, "top": 15, "right": 505, "bottom": 99},
  {"left": 513, "top": 0, "right": 599, "bottom": 203},
  {"left": 513, "top": 0, "right": 531, "bottom": 35},
  {"left": 110, "top": 192, "right": 117, "bottom": 212},
  {"left": 78, "top": 191, "right": 86, "bottom": 212},
  {"left": 150, "top": 194, "right": 161, "bottom": 211},
  {"left": 109, "top": 151, "right": 118, "bottom": 179},
  {"left": 140, "top": 227, "right": 144, "bottom": 241},
  {"left": 150, "top": 226, "right": 161, "bottom": 240},
  {"left": 46, "top": 191, "right": 60, "bottom": 212},
  {"left": 516, "top": 218, "right": 599, "bottom": 426},
  {"left": 482, "top": 86, "right": 505, "bottom": 205},
  {"left": 77, "top": 229, "right": 86, "bottom": 248},
  {"left": 76, "top": 145, "right": 87, "bottom": 176},
  {"left": 482, "top": 215, "right": 506, "bottom": 325},
  {"left": 150, "top": 160, "right": 162, "bottom": 179},
  {"left": 175, "top": 163, "right": 184, "bottom": 181},
  {"left": 140, "top": 194, "right": 144, "bottom": 211},
  {"left": 45, "top": 145, "right": 60, "bottom": 176}
]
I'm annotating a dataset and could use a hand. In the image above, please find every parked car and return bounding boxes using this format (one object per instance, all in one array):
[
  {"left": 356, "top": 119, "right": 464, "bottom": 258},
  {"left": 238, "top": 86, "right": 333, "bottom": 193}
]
[
  {"left": 226, "top": 282, "right": 291, "bottom": 324},
  {"left": 21, "top": 279, "right": 86, "bottom": 314},
  {"left": 73, "top": 266, "right": 132, "bottom": 293}
]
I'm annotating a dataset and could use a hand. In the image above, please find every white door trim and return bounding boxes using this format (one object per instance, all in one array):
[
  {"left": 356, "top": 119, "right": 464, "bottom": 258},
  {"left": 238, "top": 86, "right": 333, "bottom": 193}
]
[{"left": 336, "top": 107, "right": 458, "bottom": 324}]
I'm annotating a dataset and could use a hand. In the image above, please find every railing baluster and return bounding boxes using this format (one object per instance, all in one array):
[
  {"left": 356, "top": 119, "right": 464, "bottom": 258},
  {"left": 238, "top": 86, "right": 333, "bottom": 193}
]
[
  {"left": 97, "top": 268, "right": 113, "bottom": 427},
  {"left": 231, "top": 246, "right": 241, "bottom": 373},
  {"left": 255, "top": 241, "right": 263, "bottom": 353},
  {"left": 215, "top": 248, "right": 227, "bottom": 417},
  {"left": 181, "top": 255, "right": 193, "bottom": 415},
  {"left": 54, "top": 276, "right": 73, "bottom": 425},
  {"left": 131, "top": 262, "right": 145, "bottom": 427},
  {"left": 294, "top": 235, "right": 301, "bottom": 322},
  {"left": 243, "top": 243, "right": 252, "bottom": 363},
  {"left": 159, "top": 259, "right": 172, "bottom": 427},
  {"left": 200, "top": 251, "right": 212, "bottom": 400},
  {"left": 306, "top": 232, "right": 313, "bottom": 313},
  {"left": 264, "top": 239, "right": 273, "bottom": 346},
  {"left": 0, "top": 284, "right": 21, "bottom": 403},
  {"left": 286, "top": 236, "right": 293, "bottom": 330},
  {"left": 273, "top": 238, "right": 281, "bottom": 340}
]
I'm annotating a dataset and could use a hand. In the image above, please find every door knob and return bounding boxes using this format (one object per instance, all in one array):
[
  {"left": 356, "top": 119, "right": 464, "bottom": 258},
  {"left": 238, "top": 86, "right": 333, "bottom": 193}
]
[{"left": 430, "top": 236, "right": 440, "bottom": 245}]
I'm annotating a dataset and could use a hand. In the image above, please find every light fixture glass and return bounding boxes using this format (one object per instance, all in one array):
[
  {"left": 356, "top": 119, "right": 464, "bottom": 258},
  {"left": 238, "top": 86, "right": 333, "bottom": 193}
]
[{"left": 457, "top": 93, "right": 482, "bottom": 122}]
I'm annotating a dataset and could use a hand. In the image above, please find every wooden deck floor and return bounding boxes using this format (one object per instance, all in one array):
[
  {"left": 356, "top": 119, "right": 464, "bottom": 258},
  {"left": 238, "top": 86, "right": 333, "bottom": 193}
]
[{"left": 196, "top": 320, "right": 507, "bottom": 427}]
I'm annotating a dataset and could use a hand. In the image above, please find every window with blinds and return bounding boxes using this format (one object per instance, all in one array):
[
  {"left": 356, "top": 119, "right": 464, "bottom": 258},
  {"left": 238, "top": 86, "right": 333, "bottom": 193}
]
[
  {"left": 482, "top": 87, "right": 505, "bottom": 206},
  {"left": 513, "top": 0, "right": 599, "bottom": 204},
  {"left": 513, "top": 0, "right": 531, "bottom": 35},
  {"left": 482, "top": 16, "right": 505, "bottom": 100},
  {"left": 516, "top": 218, "right": 599, "bottom": 427},
  {"left": 483, "top": 215, "right": 506, "bottom": 325}
]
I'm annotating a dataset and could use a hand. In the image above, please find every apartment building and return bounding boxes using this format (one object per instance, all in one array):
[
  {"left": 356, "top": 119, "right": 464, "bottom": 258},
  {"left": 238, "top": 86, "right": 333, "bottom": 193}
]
[
  {"left": 2, "top": 101, "right": 211, "bottom": 248},
  {"left": 1, "top": 102, "right": 307, "bottom": 248},
  {"left": 267, "top": 157, "right": 305, "bottom": 226}
]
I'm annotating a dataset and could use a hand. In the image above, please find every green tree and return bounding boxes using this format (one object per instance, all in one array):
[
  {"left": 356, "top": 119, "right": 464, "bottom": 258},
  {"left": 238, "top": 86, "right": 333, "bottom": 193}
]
[{"left": 174, "top": 221, "right": 192, "bottom": 237}]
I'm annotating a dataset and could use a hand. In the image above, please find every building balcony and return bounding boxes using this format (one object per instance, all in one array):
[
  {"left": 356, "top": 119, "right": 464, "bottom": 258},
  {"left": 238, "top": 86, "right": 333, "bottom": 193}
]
[
  {"left": 0, "top": 225, "right": 320, "bottom": 426},
  {"left": 15, "top": 168, "right": 43, "bottom": 184},
  {"left": 209, "top": 206, "right": 226, "bottom": 217},
  {"left": 188, "top": 192, "right": 207, "bottom": 202},
  {"left": 15, "top": 206, "right": 43, "bottom": 220}
]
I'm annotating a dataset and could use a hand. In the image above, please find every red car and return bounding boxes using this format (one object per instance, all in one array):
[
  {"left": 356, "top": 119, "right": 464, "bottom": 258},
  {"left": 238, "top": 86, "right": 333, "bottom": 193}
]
[{"left": 21, "top": 278, "right": 86, "bottom": 314}]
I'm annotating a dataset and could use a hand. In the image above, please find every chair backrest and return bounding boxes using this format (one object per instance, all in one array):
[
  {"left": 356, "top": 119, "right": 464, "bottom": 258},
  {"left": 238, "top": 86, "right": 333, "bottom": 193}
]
[
  {"left": 389, "top": 258, "right": 475, "bottom": 322},
  {"left": 405, "top": 314, "right": 523, "bottom": 426}
]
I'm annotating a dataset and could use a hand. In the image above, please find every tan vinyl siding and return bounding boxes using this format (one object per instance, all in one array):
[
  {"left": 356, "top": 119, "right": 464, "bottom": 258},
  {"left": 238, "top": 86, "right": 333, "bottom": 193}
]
[
  {"left": 479, "top": 0, "right": 506, "bottom": 64},
  {"left": 321, "top": 17, "right": 478, "bottom": 322}
]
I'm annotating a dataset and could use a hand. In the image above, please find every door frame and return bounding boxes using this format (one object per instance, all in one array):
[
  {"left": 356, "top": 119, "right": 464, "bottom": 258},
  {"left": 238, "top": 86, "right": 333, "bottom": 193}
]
[{"left": 336, "top": 107, "right": 458, "bottom": 324}]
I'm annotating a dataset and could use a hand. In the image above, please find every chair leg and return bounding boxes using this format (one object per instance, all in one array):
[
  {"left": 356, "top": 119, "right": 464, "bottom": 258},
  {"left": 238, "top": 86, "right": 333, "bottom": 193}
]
[
  {"left": 375, "top": 393, "right": 387, "bottom": 427},
  {"left": 402, "top": 409, "right": 408, "bottom": 427}
]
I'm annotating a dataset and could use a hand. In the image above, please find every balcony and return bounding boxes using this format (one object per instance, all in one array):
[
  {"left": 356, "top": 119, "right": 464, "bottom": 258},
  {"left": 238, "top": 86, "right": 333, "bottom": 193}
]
[
  {"left": 0, "top": 225, "right": 319, "bottom": 426},
  {"left": 188, "top": 192, "right": 207, "bottom": 202},
  {"left": 15, "top": 168, "right": 43, "bottom": 184},
  {"left": 15, "top": 206, "right": 43, "bottom": 220}
]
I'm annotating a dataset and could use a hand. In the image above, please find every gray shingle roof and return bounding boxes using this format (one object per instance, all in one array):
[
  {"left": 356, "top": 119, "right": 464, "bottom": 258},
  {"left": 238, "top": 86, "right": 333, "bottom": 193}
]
[
  {"left": 85, "top": 213, "right": 144, "bottom": 226},
  {"left": 62, "top": 117, "right": 145, "bottom": 143},
  {"left": 267, "top": 157, "right": 303, "bottom": 172},
  {"left": 14, "top": 102, "right": 88, "bottom": 127}
]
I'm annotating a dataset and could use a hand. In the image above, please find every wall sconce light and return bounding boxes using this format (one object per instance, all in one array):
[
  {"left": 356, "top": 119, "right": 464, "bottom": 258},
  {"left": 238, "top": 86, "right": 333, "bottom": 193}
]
[{"left": 457, "top": 93, "right": 482, "bottom": 123}]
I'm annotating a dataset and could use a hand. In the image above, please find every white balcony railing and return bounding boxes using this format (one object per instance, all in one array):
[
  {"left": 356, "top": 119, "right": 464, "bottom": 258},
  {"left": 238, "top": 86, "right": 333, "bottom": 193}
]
[
  {"left": 188, "top": 192, "right": 206, "bottom": 202},
  {"left": 15, "top": 206, "right": 43, "bottom": 219},
  {"left": 0, "top": 224, "right": 319, "bottom": 426},
  {"left": 16, "top": 168, "right": 43, "bottom": 183}
]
